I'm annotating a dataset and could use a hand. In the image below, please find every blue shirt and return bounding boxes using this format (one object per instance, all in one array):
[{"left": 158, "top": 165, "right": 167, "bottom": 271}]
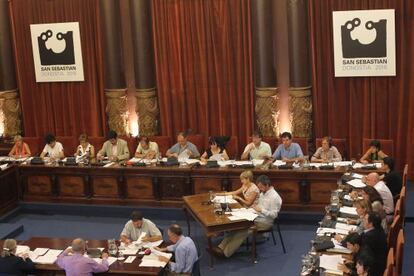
[
  {"left": 168, "top": 142, "right": 200, "bottom": 158},
  {"left": 167, "top": 236, "right": 198, "bottom": 273},
  {"left": 272, "top": 143, "right": 303, "bottom": 160}
]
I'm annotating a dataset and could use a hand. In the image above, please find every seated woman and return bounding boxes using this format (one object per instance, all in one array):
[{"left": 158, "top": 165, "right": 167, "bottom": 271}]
[
  {"left": 75, "top": 133, "right": 95, "bottom": 158},
  {"left": 0, "top": 239, "right": 35, "bottom": 276},
  {"left": 200, "top": 137, "right": 229, "bottom": 162},
  {"left": 219, "top": 170, "right": 259, "bottom": 207},
  {"left": 311, "top": 136, "right": 342, "bottom": 162},
  {"left": 40, "top": 133, "right": 64, "bottom": 160},
  {"left": 135, "top": 136, "right": 159, "bottom": 159},
  {"left": 8, "top": 135, "right": 31, "bottom": 158},
  {"left": 360, "top": 139, "right": 388, "bottom": 164}
]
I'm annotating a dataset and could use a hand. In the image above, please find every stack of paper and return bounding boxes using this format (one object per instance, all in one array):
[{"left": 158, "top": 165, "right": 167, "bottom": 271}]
[
  {"left": 319, "top": 254, "right": 344, "bottom": 275},
  {"left": 34, "top": 249, "right": 63, "bottom": 264},
  {"left": 252, "top": 159, "right": 264, "bottom": 166},
  {"left": 230, "top": 208, "right": 258, "bottom": 221},
  {"left": 346, "top": 179, "right": 366, "bottom": 188},
  {"left": 273, "top": 160, "right": 286, "bottom": 166},
  {"left": 333, "top": 161, "right": 353, "bottom": 167},
  {"left": 139, "top": 250, "right": 172, "bottom": 268},
  {"left": 0, "top": 164, "right": 8, "bottom": 171},
  {"left": 217, "top": 160, "right": 234, "bottom": 167},
  {"left": 339, "top": 206, "right": 358, "bottom": 216},
  {"left": 316, "top": 227, "right": 349, "bottom": 236},
  {"left": 335, "top": 222, "right": 357, "bottom": 232},
  {"left": 15, "top": 245, "right": 30, "bottom": 256},
  {"left": 234, "top": 161, "right": 253, "bottom": 166},
  {"left": 92, "top": 256, "right": 117, "bottom": 266},
  {"left": 213, "top": 195, "right": 237, "bottom": 204},
  {"left": 142, "top": 240, "right": 163, "bottom": 248},
  {"left": 103, "top": 162, "right": 115, "bottom": 168},
  {"left": 327, "top": 239, "right": 352, "bottom": 254}
]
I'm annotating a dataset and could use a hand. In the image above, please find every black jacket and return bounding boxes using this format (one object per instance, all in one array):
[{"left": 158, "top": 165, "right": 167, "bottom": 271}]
[
  {"left": 0, "top": 255, "right": 35, "bottom": 276},
  {"left": 361, "top": 228, "right": 387, "bottom": 276},
  {"left": 384, "top": 171, "right": 402, "bottom": 198}
]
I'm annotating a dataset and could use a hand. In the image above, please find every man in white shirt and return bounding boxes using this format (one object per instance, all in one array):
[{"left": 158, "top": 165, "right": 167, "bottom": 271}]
[
  {"left": 365, "top": 172, "right": 394, "bottom": 216},
  {"left": 212, "top": 175, "right": 282, "bottom": 257},
  {"left": 120, "top": 210, "right": 162, "bottom": 245},
  {"left": 135, "top": 136, "right": 159, "bottom": 159},
  {"left": 40, "top": 134, "right": 64, "bottom": 160},
  {"left": 241, "top": 131, "right": 272, "bottom": 160}
]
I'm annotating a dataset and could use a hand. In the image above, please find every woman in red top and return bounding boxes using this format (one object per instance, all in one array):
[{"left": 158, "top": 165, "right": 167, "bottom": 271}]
[{"left": 8, "top": 135, "right": 31, "bottom": 158}]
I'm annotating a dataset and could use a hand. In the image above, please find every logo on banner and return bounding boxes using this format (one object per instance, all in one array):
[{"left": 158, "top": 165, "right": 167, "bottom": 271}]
[
  {"left": 332, "top": 9, "right": 395, "bottom": 77},
  {"left": 30, "top": 22, "right": 84, "bottom": 82}
]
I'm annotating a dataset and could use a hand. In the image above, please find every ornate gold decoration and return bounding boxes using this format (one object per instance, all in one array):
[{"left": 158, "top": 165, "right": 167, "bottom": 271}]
[
  {"left": 0, "top": 89, "right": 22, "bottom": 137},
  {"left": 135, "top": 88, "right": 159, "bottom": 136},
  {"left": 289, "top": 87, "right": 312, "bottom": 138},
  {"left": 105, "top": 89, "right": 128, "bottom": 135},
  {"left": 255, "top": 87, "right": 278, "bottom": 137}
]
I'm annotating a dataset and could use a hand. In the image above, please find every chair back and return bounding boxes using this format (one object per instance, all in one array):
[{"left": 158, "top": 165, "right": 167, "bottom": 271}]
[
  {"left": 402, "top": 164, "right": 408, "bottom": 187},
  {"left": 22, "top": 137, "right": 41, "bottom": 156},
  {"left": 55, "top": 136, "right": 76, "bottom": 156},
  {"left": 221, "top": 136, "right": 238, "bottom": 159},
  {"left": 149, "top": 136, "right": 172, "bottom": 157},
  {"left": 387, "top": 215, "right": 401, "bottom": 248},
  {"left": 292, "top": 137, "right": 308, "bottom": 156},
  {"left": 362, "top": 138, "right": 394, "bottom": 158},
  {"left": 187, "top": 134, "right": 205, "bottom": 155},
  {"left": 395, "top": 229, "right": 404, "bottom": 275},
  {"left": 385, "top": 248, "right": 394, "bottom": 276}
]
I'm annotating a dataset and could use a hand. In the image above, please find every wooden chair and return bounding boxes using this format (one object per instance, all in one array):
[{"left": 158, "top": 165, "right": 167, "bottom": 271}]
[
  {"left": 402, "top": 164, "right": 408, "bottom": 188},
  {"left": 150, "top": 136, "right": 172, "bottom": 157},
  {"left": 387, "top": 215, "right": 401, "bottom": 249},
  {"left": 315, "top": 138, "right": 347, "bottom": 160},
  {"left": 22, "top": 137, "right": 41, "bottom": 156},
  {"left": 88, "top": 137, "right": 107, "bottom": 154},
  {"left": 55, "top": 136, "right": 76, "bottom": 156},
  {"left": 399, "top": 186, "right": 406, "bottom": 226},
  {"left": 120, "top": 136, "right": 137, "bottom": 157},
  {"left": 293, "top": 137, "right": 309, "bottom": 156},
  {"left": 395, "top": 229, "right": 404, "bottom": 276},
  {"left": 246, "top": 217, "right": 286, "bottom": 254},
  {"left": 362, "top": 138, "right": 394, "bottom": 158},
  {"left": 187, "top": 134, "right": 205, "bottom": 155},
  {"left": 384, "top": 248, "right": 395, "bottom": 276},
  {"left": 262, "top": 137, "right": 278, "bottom": 153},
  {"left": 222, "top": 136, "right": 238, "bottom": 160}
]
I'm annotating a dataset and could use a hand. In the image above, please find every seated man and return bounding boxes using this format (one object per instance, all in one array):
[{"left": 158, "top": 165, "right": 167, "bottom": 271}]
[
  {"left": 56, "top": 238, "right": 109, "bottom": 276},
  {"left": 241, "top": 131, "right": 272, "bottom": 160},
  {"left": 360, "top": 212, "right": 387, "bottom": 276},
  {"left": 40, "top": 133, "right": 64, "bottom": 160},
  {"left": 166, "top": 131, "right": 200, "bottom": 158},
  {"left": 0, "top": 239, "right": 35, "bottom": 276},
  {"left": 213, "top": 175, "right": 282, "bottom": 258},
  {"left": 97, "top": 130, "right": 130, "bottom": 161},
  {"left": 120, "top": 210, "right": 162, "bottom": 244},
  {"left": 155, "top": 224, "right": 198, "bottom": 275},
  {"left": 135, "top": 136, "right": 159, "bottom": 159},
  {"left": 380, "top": 157, "right": 402, "bottom": 198},
  {"left": 272, "top": 132, "right": 304, "bottom": 162},
  {"left": 365, "top": 173, "right": 394, "bottom": 217},
  {"left": 311, "top": 136, "right": 342, "bottom": 162}
]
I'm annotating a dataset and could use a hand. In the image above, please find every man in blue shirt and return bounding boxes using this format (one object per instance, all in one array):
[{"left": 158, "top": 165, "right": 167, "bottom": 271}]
[
  {"left": 156, "top": 224, "right": 198, "bottom": 275},
  {"left": 272, "top": 132, "right": 304, "bottom": 162},
  {"left": 166, "top": 132, "right": 200, "bottom": 158}
]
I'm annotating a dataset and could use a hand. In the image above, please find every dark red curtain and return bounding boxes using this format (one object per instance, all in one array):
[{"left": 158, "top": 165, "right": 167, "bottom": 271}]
[
  {"left": 309, "top": 0, "right": 414, "bottom": 176},
  {"left": 9, "top": 0, "right": 106, "bottom": 138},
  {"left": 152, "top": 0, "right": 254, "bottom": 145}
]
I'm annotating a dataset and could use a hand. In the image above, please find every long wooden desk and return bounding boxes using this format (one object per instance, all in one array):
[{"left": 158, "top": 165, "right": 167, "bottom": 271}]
[
  {"left": 0, "top": 162, "right": 385, "bottom": 216},
  {"left": 183, "top": 193, "right": 257, "bottom": 267},
  {"left": 2, "top": 237, "right": 164, "bottom": 275}
]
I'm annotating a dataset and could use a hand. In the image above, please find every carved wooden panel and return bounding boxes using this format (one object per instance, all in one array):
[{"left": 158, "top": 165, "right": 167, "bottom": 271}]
[
  {"left": 59, "top": 176, "right": 85, "bottom": 196},
  {"left": 193, "top": 178, "right": 222, "bottom": 194},
  {"left": 0, "top": 168, "right": 18, "bottom": 215},
  {"left": 125, "top": 177, "right": 154, "bottom": 199},
  {"left": 310, "top": 181, "right": 337, "bottom": 204},
  {"left": 272, "top": 181, "right": 300, "bottom": 203},
  {"left": 27, "top": 175, "right": 52, "bottom": 195},
  {"left": 91, "top": 177, "right": 119, "bottom": 197},
  {"left": 159, "top": 178, "right": 188, "bottom": 200}
]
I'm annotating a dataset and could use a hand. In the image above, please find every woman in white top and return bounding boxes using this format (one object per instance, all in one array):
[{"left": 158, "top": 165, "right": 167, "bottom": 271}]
[
  {"left": 75, "top": 133, "right": 95, "bottom": 158},
  {"left": 135, "top": 136, "right": 159, "bottom": 159},
  {"left": 40, "top": 134, "right": 64, "bottom": 160},
  {"left": 219, "top": 170, "right": 259, "bottom": 207}
]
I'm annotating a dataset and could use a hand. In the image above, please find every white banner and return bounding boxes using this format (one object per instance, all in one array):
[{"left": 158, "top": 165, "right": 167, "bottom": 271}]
[
  {"left": 332, "top": 9, "right": 396, "bottom": 77},
  {"left": 30, "top": 22, "right": 84, "bottom": 82}
]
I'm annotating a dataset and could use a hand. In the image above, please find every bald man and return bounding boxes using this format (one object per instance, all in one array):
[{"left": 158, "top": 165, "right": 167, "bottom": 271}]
[
  {"left": 365, "top": 173, "right": 394, "bottom": 216},
  {"left": 56, "top": 238, "right": 109, "bottom": 276}
]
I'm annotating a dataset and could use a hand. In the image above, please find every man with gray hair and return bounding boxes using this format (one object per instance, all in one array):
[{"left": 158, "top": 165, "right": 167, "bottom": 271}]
[
  {"left": 365, "top": 172, "right": 394, "bottom": 217},
  {"left": 56, "top": 238, "right": 109, "bottom": 276}
]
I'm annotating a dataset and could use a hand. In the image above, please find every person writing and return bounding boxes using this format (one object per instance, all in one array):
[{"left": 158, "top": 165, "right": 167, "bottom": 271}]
[
  {"left": 8, "top": 135, "right": 31, "bottom": 158},
  {"left": 135, "top": 136, "right": 159, "bottom": 159},
  {"left": 166, "top": 131, "right": 200, "bottom": 159},
  {"left": 97, "top": 130, "right": 130, "bottom": 162},
  {"left": 272, "top": 132, "right": 304, "bottom": 162},
  {"left": 75, "top": 133, "right": 95, "bottom": 158},
  {"left": 218, "top": 170, "right": 259, "bottom": 207},
  {"left": 200, "top": 137, "right": 229, "bottom": 162},
  {"left": 40, "top": 134, "right": 64, "bottom": 160},
  {"left": 360, "top": 140, "right": 388, "bottom": 164},
  {"left": 120, "top": 211, "right": 162, "bottom": 245},
  {"left": 311, "top": 136, "right": 342, "bottom": 162}
]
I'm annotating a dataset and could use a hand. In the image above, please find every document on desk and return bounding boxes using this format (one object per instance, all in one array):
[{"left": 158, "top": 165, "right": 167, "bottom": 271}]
[
  {"left": 327, "top": 238, "right": 352, "bottom": 254},
  {"left": 142, "top": 239, "right": 163, "bottom": 248},
  {"left": 34, "top": 249, "right": 63, "bottom": 264},
  {"left": 124, "top": 256, "right": 136, "bottom": 263},
  {"left": 0, "top": 164, "right": 8, "bottom": 171},
  {"left": 33, "top": 248, "right": 49, "bottom": 256},
  {"left": 346, "top": 179, "right": 366, "bottom": 188},
  {"left": 139, "top": 251, "right": 172, "bottom": 268},
  {"left": 339, "top": 206, "right": 358, "bottom": 216},
  {"left": 213, "top": 195, "right": 237, "bottom": 204},
  {"left": 273, "top": 160, "right": 286, "bottom": 166},
  {"left": 319, "top": 254, "right": 344, "bottom": 275},
  {"left": 92, "top": 256, "right": 117, "bottom": 266},
  {"left": 103, "top": 162, "right": 115, "bottom": 168},
  {"left": 230, "top": 208, "right": 258, "bottom": 221},
  {"left": 316, "top": 227, "right": 349, "bottom": 236},
  {"left": 333, "top": 161, "right": 353, "bottom": 167},
  {"left": 335, "top": 222, "right": 356, "bottom": 232},
  {"left": 252, "top": 159, "right": 264, "bottom": 166},
  {"left": 15, "top": 245, "right": 30, "bottom": 256}
]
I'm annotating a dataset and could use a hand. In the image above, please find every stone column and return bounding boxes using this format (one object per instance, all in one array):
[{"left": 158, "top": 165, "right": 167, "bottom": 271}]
[
  {"left": 130, "top": 0, "right": 159, "bottom": 136},
  {"left": 251, "top": 0, "right": 278, "bottom": 137},
  {"left": 0, "top": 0, "right": 21, "bottom": 137},
  {"left": 100, "top": 0, "right": 128, "bottom": 135},
  {"left": 287, "top": 0, "right": 312, "bottom": 138}
]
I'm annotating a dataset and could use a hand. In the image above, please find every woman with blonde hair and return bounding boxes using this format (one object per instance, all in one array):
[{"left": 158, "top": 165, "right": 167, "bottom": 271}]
[
  {"left": 75, "top": 133, "right": 95, "bottom": 158},
  {"left": 0, "top": 239, "right": 35, "bottom": 275},
  {"left": 219, "top": 170, "right": 259, "bottom": 207},
  {"left": 8, "top": 135, "right": 31, "bottom": 158}
]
